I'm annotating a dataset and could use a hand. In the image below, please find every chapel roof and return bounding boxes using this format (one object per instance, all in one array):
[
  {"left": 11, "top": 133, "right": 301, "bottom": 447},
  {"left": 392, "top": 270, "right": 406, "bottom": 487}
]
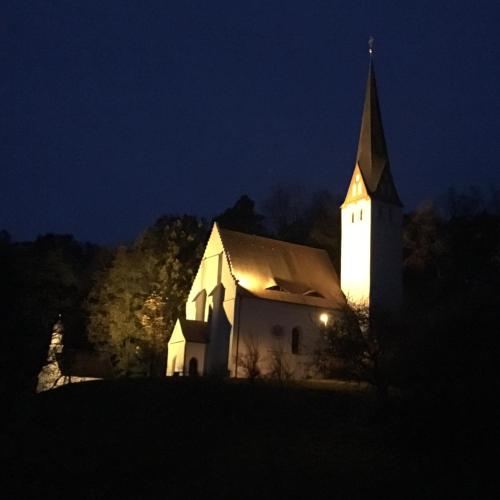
[
  {"left": 218, "top": 226, "right": 345, "bottom": 309},
  {"left": 178, "top": 318, "right": 209, "bottom": 343}
]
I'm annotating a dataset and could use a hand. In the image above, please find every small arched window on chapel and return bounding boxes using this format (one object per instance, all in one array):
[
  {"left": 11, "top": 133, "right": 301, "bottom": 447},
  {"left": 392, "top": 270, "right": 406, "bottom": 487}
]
[{"left": 291, "top": 328, "right": 300, "bottom": 355}]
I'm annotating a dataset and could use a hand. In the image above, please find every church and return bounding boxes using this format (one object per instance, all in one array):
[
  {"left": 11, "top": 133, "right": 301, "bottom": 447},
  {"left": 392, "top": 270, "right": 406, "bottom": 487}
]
[{"left": 166, "top": 55, "right": 403, "bottom": 378}]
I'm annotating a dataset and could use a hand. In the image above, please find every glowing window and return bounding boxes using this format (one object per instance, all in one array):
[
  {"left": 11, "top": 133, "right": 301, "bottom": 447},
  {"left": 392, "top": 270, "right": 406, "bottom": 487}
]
[
  {"left": 291, "top": 328, "right": 300, "bottom": 354},
  {"left": 355, "top": 173, "right": 360, "bottom": 182}
]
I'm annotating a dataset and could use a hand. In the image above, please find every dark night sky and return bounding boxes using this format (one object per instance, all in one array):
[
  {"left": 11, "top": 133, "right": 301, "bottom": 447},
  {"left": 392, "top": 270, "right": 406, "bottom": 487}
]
[{"left": 2, "top": 1, "right": 500, "bottom": 244}]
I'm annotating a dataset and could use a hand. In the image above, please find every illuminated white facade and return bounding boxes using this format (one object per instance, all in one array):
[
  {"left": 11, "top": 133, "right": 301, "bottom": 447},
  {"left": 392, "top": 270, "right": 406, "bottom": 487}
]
[{"left": 341, "top": 168, "right": 372, "bottom": 305}]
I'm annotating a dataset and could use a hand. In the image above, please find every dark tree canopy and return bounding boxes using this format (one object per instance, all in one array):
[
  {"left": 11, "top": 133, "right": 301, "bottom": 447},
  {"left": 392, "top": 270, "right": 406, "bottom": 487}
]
[
  {"left": 261, "top": 185, "right": 308, "bottom": 243},
  {"left": 315, "top": 304, "right": 401, "bottom": 402},
  {"left": 214, "top": 195, "right": 267, "bottom": 236},
  {"left": 86, "top": 215, "right": 207, "bottom": 377},
  {"left": 0, "top": 233, "right": 104, "bottom": 409}
]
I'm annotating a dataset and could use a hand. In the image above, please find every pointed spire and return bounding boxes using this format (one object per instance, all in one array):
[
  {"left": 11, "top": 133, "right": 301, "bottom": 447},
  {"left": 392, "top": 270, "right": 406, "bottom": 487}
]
[{"left": 355, "top": 41, "right": 401, "bottom": 205}]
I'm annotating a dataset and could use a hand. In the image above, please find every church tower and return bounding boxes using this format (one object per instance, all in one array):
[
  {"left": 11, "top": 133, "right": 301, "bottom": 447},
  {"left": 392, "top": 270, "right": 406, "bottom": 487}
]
[{"left": 340, "top": 46, "right": 402, "bottom": 312}]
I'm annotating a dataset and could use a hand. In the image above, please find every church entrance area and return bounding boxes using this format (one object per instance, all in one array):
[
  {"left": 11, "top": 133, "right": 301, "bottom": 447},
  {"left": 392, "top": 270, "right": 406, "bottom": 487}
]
[{"left": 188, "top": 357, "right": 199, "bottom": 376}]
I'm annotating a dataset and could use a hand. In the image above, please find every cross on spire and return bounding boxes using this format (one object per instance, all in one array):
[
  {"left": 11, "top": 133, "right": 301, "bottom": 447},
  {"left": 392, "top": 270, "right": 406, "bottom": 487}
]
[{"left": 368, "top": 36, "right": 374, "bottom": 55}]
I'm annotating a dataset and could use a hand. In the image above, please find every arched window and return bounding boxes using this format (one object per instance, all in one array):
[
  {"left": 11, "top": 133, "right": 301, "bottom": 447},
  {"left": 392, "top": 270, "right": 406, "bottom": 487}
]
[
  {"left": 291, "top": 328, "right": 300, "bottom": 355},
  {"left": 188, "top": 357, "right": 198, "bottom": 376}
]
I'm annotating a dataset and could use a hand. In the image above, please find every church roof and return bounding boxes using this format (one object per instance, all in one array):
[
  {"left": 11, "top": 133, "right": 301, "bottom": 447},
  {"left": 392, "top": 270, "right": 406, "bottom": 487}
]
[
  {"left": 355, "top": 58, "right": 402, "bottom": 206},
  {"left": 218, "top": 227, "right": 345, "bottom": 309},
  {"left": 178, "top": 318, "right": 209, "bottom": 343}
]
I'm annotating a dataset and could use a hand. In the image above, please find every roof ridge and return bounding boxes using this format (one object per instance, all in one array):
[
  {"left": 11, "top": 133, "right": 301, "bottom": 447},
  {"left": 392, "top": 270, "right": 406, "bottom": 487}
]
[
  {"left": 214, "top": 223, "right": 238, "bottom": 284},
  {"left": 218, "top": 227, "right": 329, "bottom": 253}
]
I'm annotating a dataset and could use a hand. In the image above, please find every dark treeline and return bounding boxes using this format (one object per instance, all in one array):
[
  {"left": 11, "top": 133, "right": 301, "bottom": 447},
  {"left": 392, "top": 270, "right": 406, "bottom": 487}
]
[
  {"left": 0, "top": 232, "right": 110, "bottom": 414},
  {"left": 1, "top": 186, "right": 499, "bottom": 417}
]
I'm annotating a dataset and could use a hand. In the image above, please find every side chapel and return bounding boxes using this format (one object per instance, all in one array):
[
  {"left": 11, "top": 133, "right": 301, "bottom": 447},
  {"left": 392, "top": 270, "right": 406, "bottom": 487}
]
[{"left": 166, "top": 54, "right": 403, "bottom": 378}]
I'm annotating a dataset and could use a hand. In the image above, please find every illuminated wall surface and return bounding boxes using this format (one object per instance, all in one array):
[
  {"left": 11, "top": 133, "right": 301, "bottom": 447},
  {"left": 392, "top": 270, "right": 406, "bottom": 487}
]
[
  {"left": 166, "top": 322, "right": 186, "bottom": 376},
  {"left": 341, "top": 197, "right": 372, "bottom": 306},
  {"left": 341, "top": 167, "right": 402, "bottom": 310},
  {"left": 234, "top": 297, "right": 327, "bottom": 379}
]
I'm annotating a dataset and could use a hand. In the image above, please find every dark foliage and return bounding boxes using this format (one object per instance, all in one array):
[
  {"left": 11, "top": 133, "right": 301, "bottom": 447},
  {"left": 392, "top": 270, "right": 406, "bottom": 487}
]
[
  {"left": 402, "top": 192, "right": 500, "bottom": 412},
  {"left": 214, "top": 194, "right": 267, "bottom": 235},
  {"left": 0, "top": 234, "right": 107, "bottom": 417},
  {"left": 86, "top": 215, "right": 207, "bottom": 377},
  {"left": 262, "top": 185, "right": 342, "bottom": 267},
  {"left": 315, "top": 304, "right": 402, "bottom": 402}
]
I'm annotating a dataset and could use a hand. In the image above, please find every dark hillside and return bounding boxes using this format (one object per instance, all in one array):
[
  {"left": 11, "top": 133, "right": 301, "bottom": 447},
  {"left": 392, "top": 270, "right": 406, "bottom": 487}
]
[{"left": 2, "top": 379, "right": 485, "bottom": 498}]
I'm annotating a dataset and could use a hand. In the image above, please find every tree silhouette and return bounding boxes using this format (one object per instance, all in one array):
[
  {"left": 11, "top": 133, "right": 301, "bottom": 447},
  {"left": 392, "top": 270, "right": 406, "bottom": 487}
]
[{"left": 87, "top": 215, "right": 206, "bottom": 377}]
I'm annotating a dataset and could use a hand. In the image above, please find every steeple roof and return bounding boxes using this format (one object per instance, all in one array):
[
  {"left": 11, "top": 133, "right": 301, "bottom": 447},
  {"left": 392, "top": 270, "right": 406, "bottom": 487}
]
[{"left": 354, "top": 58, "right": 402, "bottom": 206}]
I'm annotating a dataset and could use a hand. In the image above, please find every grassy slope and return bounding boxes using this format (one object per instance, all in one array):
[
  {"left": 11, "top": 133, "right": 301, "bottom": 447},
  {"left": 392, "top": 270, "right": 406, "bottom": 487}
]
[{"left": 1, "top": 379, "right": 482, "bottom": 499}]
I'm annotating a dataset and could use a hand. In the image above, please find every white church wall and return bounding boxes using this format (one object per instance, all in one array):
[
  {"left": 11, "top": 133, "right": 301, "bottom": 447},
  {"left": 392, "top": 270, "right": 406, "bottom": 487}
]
[
  {"left": 222, "top": 297, "right": 237, "bottom": 375},
  {"left": 186, "top": 253, "right": 217, "bottom": 321},
  {"left": 166, "top": 320, "right": 186, "bottom": 375},
  {"left": 166, "top": 341, "right": 185, "bottom": 375},
  {"left": 204, "top": 284, "right": 234, "bottom": 375},
  {"left": 231, "top": 296, "right": 331, "bottom": 379},
  {"left": 186, "top": 225, "right": 237, "bottom": 321},
  {"left": 341, "top": 198, "right": 372, "bottom": 306},
  {"left": 370, "top": 202, "right": 403, "bottom": 311}
]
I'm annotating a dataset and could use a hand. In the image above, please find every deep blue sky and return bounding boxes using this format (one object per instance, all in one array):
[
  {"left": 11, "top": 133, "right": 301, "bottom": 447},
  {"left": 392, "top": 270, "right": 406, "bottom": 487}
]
[{"left": 2, "top": 1, "right": 500, "bottom": 244}]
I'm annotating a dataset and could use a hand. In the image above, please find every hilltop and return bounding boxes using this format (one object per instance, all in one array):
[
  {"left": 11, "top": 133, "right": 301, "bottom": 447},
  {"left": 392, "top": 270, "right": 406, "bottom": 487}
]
[{"left": 2, "top": 379, "right": 483, "bottom": 498}]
